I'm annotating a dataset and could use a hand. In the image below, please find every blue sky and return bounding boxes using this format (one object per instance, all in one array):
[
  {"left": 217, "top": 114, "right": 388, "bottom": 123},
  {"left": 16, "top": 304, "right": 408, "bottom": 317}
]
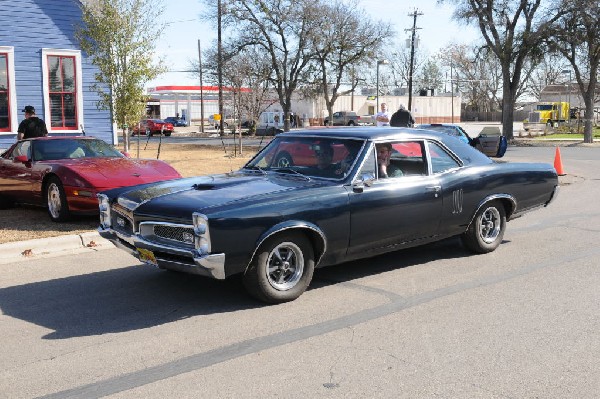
[{"left": 150, "top": 0, "right": 480, "bottom": 87}]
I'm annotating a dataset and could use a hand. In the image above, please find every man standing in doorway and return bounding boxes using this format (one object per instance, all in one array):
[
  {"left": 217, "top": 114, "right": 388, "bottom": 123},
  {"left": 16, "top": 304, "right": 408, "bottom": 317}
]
[{"left": 17, "top": 105, "right": 48, "bottom": 140}]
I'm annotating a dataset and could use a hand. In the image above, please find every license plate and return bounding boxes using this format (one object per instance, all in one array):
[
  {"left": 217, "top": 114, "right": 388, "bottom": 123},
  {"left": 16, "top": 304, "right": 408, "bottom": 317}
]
[{"left": 137, "top": 247, "right": 158, "bottom": 267}]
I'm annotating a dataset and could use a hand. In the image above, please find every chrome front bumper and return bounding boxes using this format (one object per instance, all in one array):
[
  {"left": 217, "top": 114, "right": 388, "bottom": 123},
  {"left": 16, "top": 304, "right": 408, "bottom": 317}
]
[{"left": 99, "top": 227, "right": 226, "bottom": 280}]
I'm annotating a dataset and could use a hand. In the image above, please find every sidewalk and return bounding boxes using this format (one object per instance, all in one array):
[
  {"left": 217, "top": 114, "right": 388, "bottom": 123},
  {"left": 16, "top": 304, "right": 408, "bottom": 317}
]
[{"left": 0, "top": 231, "right": 114, "bottom": 265}]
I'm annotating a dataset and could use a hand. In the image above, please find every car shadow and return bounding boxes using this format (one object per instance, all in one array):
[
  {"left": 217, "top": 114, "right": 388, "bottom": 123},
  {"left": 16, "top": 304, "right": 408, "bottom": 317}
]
[
  {"left": 310, "top": 236, "right": 477, "bottom": 290},
  {"left": 0, "top": 237, "right": 496, "bottom": 340}
]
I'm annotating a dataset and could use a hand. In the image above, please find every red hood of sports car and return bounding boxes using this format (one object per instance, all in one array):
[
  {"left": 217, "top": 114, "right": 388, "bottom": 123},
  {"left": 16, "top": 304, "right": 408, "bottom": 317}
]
[{"left": 52, "top": 157, "right": 181, "bottom": 189}]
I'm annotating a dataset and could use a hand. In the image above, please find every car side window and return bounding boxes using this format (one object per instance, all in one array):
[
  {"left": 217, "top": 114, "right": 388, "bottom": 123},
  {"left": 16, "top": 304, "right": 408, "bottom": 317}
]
[
  {"left": 357, "top": 146, "right": 377, "bottom": 181},
  {"left": 11, "top": 141, "right": 31, "bottom": 160},
  {"left": 374, "top": 141, "right": 427, "bottom": 178},
  {"left": 427, "top": 141, "right": 460, "bottom": 174}
]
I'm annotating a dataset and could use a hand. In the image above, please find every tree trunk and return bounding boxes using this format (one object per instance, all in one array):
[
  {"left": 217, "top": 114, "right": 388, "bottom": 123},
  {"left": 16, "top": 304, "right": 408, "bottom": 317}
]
[
  {"left": 122, "top": 127, "right": 129, "bottom": 153},
  {"left": 501, "top": 85, "right": 515, "bottom": 140},
  {"left": 583, "top": 98, "right": 594, "bottom": 143}
]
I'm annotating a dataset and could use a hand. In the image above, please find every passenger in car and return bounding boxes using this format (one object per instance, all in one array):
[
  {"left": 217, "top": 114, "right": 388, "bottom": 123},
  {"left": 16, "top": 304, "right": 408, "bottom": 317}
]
[
  {"left": 376, "top": 143, "right": 403, "bottom": 178},
  {"left": 311, "top": 142, "right": 342, "bottom": 177}
]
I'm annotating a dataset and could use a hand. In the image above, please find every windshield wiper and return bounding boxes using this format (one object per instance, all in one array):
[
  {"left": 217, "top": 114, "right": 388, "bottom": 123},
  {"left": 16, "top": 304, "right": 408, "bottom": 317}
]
[
  {"left": 243, "top": 165, "right": 267, "bottom": 175},
  {"left": 271, "top": 167, "right": 311, "bottom": 181}
]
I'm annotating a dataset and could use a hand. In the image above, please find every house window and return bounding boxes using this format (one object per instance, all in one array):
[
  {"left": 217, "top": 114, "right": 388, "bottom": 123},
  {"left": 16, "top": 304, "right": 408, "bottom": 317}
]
[
  {"left": 47, "top": 55, "right": 77, "bottom": 129},
  {"left": 0, "top": 47, "right": 17, "bottom": 133},
  {"left": 42, "top": 49, "right": 84, "bottom": 133},
  {"left": 0, "top": 53, "right": 9, "bottom": 131}
]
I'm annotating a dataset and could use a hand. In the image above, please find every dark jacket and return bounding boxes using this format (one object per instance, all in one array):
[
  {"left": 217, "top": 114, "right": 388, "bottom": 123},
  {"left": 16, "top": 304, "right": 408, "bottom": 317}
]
[
  {"left": 390, "top": 109, "right": 415, "bottom": 127},
  {"left": 17, "top": 117, "right": 48, "bottom": 139}
]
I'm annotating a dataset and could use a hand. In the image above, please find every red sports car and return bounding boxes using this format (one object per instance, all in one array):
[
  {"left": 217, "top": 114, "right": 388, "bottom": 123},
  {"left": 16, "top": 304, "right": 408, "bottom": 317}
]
[
  {"left": 131, "top": 119, "right": 174, "bottom": 136},
  {"left": 0, "top": 136, "right": 182, "bottom": 222}
]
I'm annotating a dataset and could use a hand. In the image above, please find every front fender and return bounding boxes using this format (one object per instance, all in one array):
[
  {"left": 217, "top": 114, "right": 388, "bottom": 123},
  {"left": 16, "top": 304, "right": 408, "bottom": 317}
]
[{"left": 247, "top": 220, "right": 327, "bottom": 272}]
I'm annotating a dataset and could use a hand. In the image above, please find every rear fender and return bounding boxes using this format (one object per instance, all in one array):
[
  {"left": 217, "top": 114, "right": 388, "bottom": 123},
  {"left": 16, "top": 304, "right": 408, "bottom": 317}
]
[{"left": 466, "top": 194, "right": 517, "bottom": 229}]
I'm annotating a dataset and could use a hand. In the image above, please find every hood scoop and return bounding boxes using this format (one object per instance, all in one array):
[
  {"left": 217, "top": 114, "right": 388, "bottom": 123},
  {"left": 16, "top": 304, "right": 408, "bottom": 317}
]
[{"left": 193, "top": 183, "right": 216, "bottom": 190}]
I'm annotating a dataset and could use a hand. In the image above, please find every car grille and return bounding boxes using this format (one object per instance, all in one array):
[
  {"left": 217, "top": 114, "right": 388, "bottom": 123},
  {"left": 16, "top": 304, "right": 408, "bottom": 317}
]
[{"left": 153, "top": 224, "right": 195, "bottom": 243}]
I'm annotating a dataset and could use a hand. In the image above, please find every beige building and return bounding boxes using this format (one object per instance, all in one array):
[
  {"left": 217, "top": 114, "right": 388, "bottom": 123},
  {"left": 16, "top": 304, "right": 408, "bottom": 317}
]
[{"left": 146, "top": 85, "right": 462, "bottom": 125}]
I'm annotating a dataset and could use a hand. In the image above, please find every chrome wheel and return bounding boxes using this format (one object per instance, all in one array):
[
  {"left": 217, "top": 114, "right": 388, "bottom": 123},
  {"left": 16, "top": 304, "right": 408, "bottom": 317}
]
[
  {"left": 478, "top": 206, "right": 501, "bottom": 244},
  {"left": 265, "top": 241, "right": 304, "bottom": 291},
  {"left": 45, "top": 176, "right": 71, "bottom": 222},
  {"left": 243, "top": 232, "right": 315, "bottom": 303},
  {"left": 47, "top": 182, "right": 62, "bottom": 219},
  {"left": 461, "top": 200, "right": 506, "bottom": 254}
]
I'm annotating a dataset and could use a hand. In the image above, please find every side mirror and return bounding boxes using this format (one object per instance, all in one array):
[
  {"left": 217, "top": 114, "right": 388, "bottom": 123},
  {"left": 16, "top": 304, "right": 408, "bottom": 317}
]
[
  {"left": 352, "top": 172, "right": 376, "bottom": 193},
  {"left": 13, "top": 155, "right": 29, "bottom": 163},
  {"left": 121, "top": 151, "right": 131, "bottom": 158}
]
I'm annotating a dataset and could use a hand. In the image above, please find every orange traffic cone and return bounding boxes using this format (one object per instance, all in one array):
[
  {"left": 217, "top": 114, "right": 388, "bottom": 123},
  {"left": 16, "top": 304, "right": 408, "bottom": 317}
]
[{"left": 554, "top": 147, "right": 565, "bottom": 176}]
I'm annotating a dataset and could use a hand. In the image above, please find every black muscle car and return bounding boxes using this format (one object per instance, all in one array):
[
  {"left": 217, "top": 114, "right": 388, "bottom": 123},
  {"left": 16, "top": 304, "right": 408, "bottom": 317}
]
[{"left": 98, "top": 128, "right": 559, "bottom": 303}]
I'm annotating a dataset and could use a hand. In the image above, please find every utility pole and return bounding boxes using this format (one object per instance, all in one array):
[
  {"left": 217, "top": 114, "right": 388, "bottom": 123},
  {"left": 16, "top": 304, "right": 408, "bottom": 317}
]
[
  {"left": 405, "top": 9, "right": 423, "bottom": 112},
  {"left": 217, "top": 0, "right": 224, "bottom": 135},
  {"left": 197, "top": 39, "right": 205, "bottom": 133}
]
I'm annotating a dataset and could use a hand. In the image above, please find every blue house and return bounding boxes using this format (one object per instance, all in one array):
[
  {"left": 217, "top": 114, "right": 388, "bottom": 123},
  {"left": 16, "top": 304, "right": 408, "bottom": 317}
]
[{"left": 0, "top": 0, "right": 115, "bottom": 149}]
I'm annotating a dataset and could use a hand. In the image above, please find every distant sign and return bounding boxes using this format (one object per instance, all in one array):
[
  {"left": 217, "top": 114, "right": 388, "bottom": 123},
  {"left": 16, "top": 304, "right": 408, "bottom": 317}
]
[
  {"left": 213, "top": 114, "right": 221, "bottom": 121},
  {"left": 367, "top": 96, "right": 376, "bottom": 100}
]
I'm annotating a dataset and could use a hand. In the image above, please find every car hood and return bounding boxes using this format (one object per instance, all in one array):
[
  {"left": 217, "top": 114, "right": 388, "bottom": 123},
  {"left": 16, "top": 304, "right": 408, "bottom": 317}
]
[
  {"left": 114, "top": 172, "right": 326, "bottom": 218},
  {"left": 50, "top": 158, "right": 180, "bottom": 188}
]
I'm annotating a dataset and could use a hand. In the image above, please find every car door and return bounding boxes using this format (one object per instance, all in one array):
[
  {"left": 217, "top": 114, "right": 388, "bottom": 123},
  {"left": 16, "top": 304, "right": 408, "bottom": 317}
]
[
  {"left": 475, "top": 127, "right": 503, "bottom": 157},
  {"left": 0, "top": 141, "right": 35, "bottom": 202},
  {"left": 347, "top": 140, "right": 443, "bottom": 257}
]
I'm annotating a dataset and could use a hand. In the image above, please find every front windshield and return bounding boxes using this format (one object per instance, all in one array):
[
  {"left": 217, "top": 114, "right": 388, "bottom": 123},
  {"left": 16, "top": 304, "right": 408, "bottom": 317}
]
[
  {"left": 245, "top": 136, "right": 365, "bottom": 180},
  {"left": 33, "top": 139, "right": 124, "bottom": 161}
]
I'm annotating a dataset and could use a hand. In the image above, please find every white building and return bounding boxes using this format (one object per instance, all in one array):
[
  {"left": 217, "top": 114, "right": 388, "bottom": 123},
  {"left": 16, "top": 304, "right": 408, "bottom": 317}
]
[{"left": 146, "top": 85, "right": 462, "bottom": 125}]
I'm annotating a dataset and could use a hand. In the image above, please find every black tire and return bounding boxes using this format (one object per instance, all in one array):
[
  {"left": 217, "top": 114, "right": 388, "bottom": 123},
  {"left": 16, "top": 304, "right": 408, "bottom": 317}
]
[
  {"left": 348, "top": 120, "right": 356, "bottom": 126},
  {"left": 0, "top": 194, "right": 14, "bottom": 209},
  {"left": 45, "top": 176, "right": 71, "bottom": 222},
  {"left": 461, "top": 200, "right": 506, "bottom": 254},
  {"left": 243, "top": 232, "right": 315, "bottom": 303},
  {"left": 164, "top": 131, "right": 172, "bottom": 137},
  {"left": 274, "top": 152, "right": 293, "bottom": 168}
]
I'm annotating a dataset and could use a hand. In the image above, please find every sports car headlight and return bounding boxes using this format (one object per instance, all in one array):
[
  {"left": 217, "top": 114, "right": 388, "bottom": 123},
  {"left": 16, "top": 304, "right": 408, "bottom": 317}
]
[{"left": 98, "top": 194, "right": 111, "bottom": 228}]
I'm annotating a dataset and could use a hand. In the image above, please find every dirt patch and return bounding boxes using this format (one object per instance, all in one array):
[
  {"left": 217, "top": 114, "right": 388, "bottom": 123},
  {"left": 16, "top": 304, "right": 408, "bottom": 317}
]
[{"left": 0, "top": 144, "right": 259, "bottom": 244}]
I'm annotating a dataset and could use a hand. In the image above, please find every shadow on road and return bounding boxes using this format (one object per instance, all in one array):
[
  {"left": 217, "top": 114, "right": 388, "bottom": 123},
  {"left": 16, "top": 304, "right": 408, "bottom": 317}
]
[{"left": 0, "top": 237, "right": 483, "bottom": 340}]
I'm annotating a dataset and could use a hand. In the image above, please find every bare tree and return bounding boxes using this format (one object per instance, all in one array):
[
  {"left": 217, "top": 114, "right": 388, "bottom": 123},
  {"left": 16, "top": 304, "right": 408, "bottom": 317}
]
[
  {"left": 548, "top": 0, "right": 599, "bottom": 143},
  {"left": 415, "top": 57, "right": 444, "bottom": 94},
  {"left": 447, "top": 0, "right": 565, "bottom": 139},
  {"left": 439, "top": 44, "right": 503, "bottom": 113},
  {"left": 309, "top": 0, "right": 392, "bottom": 124},
  {"left": 526, "top": 53, "right": 571, "bottom": 100},
  {"left": 191, "top": 45, "right": 274, "bottom": 136},
  {"left": 222, "top": 0, "right": 321, "bottom": 132}
]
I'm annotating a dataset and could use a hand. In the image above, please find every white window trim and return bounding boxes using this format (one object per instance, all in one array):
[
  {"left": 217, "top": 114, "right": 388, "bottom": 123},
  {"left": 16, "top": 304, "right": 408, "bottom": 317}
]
[
  {"left": 0, "top": 46, "right": 18, "bottom": 134},
  {"left": 41, "top": 48, "right": 84, "bottom": 133}
]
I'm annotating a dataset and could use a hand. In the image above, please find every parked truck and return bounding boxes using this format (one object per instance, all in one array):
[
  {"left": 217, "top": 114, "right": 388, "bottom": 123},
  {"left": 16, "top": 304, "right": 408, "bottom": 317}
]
[
  {"left": 523, "top": 102, "right": 570, "bottom": 130},
  {"left": 324, "top": 111, "right": 362, "bottom": 126}
]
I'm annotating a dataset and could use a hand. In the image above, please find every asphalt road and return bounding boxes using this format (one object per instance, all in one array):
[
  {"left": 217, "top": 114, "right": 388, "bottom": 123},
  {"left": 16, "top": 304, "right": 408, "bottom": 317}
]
[{"left": 1, "top": 146, "right": 599, "bottom": 398}]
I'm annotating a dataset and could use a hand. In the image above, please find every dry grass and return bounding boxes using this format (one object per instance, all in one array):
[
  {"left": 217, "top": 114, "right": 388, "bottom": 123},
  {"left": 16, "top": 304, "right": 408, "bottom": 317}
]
[{"left": 0, "top": 143, "right": 259, "bottom": 244}]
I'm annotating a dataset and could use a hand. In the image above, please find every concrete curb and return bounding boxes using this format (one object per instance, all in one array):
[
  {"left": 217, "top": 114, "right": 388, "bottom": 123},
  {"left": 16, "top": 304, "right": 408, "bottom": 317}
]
[{"left": 0, "top": 231, "right": 114, "bottom": 264}]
